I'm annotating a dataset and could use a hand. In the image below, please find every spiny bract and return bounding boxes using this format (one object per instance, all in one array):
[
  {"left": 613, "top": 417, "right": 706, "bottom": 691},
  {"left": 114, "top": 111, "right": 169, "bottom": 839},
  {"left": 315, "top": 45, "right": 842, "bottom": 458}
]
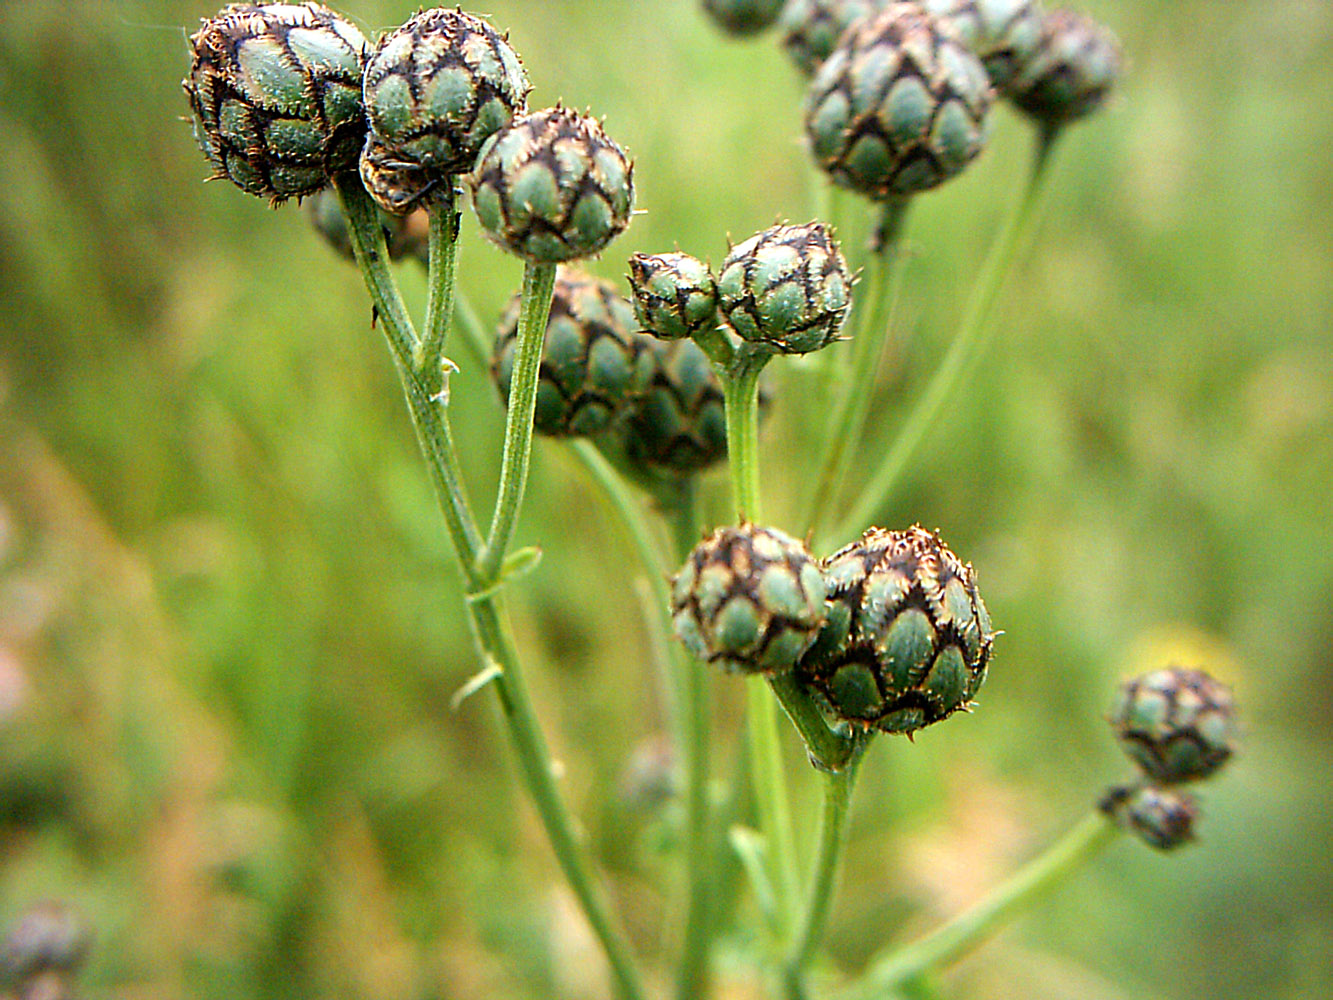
[
  {"left": 796, "top": 525, "right": 993, "bottom": 735},
  {"left": 491, "top": 269, "right": 654, "bottom": 437},
  {"left": 362, "top": 8, "right": 529, "bottom": 178},
  {"left": 1006, "top": 8, "right": 1121, "bottom": 125},
  {"left": 806, "top": 3, "right": 994, "bottom": 199},
  {"left": 1109, "top": 667, "right": 1236, "bottom": 785},
  {"left": 470, "top": 106, "right": 635, "bottom": 263},
  {"left": 717, "top": 222, "right": 851, "bottom": 355},
  {"left": 183, "top": 2, "right": 368, "bottom": 202},
  {"left": 921, "top": 0, "right": 1044, "bottom": 89},
  {"left": 672, "top": 524, "right": 827, "bottom": 675},
  {"left": 628, "top": 252, "right": 719, "bottom": 342}
]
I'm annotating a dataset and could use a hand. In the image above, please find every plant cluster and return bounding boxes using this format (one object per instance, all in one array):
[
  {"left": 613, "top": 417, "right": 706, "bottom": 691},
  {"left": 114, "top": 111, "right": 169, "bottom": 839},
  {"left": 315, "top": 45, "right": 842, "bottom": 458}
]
[{"left": 179, "top": 2, "right": 1235, "bottom": 998}]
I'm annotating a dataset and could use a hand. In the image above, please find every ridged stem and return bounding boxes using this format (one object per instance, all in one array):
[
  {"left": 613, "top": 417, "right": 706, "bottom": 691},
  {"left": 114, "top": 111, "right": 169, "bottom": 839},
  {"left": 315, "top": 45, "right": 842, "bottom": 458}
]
[
  {"left": 851, "top": 811, "right": 1118, "bottom": 998},
  {"left": 722, "top": 348, "right": 766, "bottom": 521},
  {"left": 416, "top": 182, "right": 461, "bottom": 393},
  {"left": 337, "top": 180, "right": 646, "bottom": 1000},
  {"left": 783, "top": 743, "right": 865, "bottom": 1000},
  {"left": 803, "top": 199, "right": 911, "bottom": 537},
  {"left": 478, "top": 261, "right": 558, "bottom": 580},
  {"left": 748, "top": 674, "right": 800, "bottom": 940},
  {"left": 829, "top": 129, "right": 1058, "bottom": 545}
]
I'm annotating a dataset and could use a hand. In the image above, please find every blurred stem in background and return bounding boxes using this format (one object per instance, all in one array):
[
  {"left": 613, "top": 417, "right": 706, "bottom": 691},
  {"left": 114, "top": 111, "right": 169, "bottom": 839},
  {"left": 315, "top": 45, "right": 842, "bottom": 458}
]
[{"left": 334, "top": 176, "right": 648, "bottom": 1000}]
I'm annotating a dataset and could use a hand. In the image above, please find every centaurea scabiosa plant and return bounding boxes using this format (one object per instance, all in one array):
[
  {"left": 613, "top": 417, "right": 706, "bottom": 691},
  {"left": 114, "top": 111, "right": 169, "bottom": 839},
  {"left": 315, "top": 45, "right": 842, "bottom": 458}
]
[{"left": 183, "top": 3, "right": 1230, "bottom": 999}]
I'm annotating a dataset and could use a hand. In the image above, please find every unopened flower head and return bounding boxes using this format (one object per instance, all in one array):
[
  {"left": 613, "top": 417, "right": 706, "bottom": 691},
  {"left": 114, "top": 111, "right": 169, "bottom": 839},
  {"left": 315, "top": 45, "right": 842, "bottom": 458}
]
[
  {"left": 628, "top": 252, "right": 719, "bottom": 342},
  {"left": 1007, "top": 9, "right": 1121, "bottom": 125},
  {"left": 470, "top": 106, "right": 635, "bottom": 263},
  {"left": 363, "top": 8, "right": 529, "bottom": 180},
  {"left": 717, "top": 222, "right": 852, "bottom": 355},
  {"left": 702, "top": 0, "right": 786, "bottom": 36},
  {"left": 806, "top": 3, "right": 994, "bottom": 199},
  {"left": 1101, "top": 784, "right": 1198, "bottom": 851},
  {"left": 797, "top": 525, "right": 993, "bottom": 735},
  {"left": 491, "top": 269, "right": 654, "bottom": 437},
  {"left": 672, "top": 524, "right": 827, "bottom": 675},
  {"left": 779, "top": 0, "right": 881, "bottom": 75},
  {"left": 623, "top": 338, "right": 731, "bottom": 477},
  {"left": 921, "top": 0, "right": 1045, "bottom": 89},
  {"left": 183, "top": 2, "right": 368, "bottom": 202},
  {"left": 359, "top": 134, "right": 436, "bottom": 215},
  {"left": 1110, "top": 667, "right": 1236, "bottom": 785}
]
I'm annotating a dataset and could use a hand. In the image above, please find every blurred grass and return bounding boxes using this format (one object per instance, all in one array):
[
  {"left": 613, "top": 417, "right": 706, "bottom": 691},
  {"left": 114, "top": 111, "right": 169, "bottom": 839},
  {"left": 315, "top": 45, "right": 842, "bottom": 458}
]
[{"left": 0, "top": 0, "right": 1330, "bottom": 997}]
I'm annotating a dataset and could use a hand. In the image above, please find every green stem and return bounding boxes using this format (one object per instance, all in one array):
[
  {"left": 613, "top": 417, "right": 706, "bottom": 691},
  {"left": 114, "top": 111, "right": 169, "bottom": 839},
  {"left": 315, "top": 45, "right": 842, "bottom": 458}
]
[
  {"left": 748, "top": 675, "right": 800, "bottom": 939},
  {"left": 467, "top": 596, "right": 650, "bottom": 1000},
  {"left": 783, "top": 745, "right": 864, "bottom": 999},
  {"left": 722, "top": 348, "right": 767, "bottom": 521},
  {"left": 829, "top": 130, "right": 1058, "bottom": 545},
  {"left": 768, "top": 672, "right": 857, "bottom": 773},
  {"left": 333, "top": 174, "right": 482, "bottom": 576},
  {"left": 853, "top": 811, "right": 1117, "bottom": 997},
  {"left": 804, "top": 200, "right": 911, "bottom": 536},
  {"left": 416, "top": 182, "right": 461, "bottom": 392},
  {"left": 478, "top": 261, "right": 558, "bottom": 580}
]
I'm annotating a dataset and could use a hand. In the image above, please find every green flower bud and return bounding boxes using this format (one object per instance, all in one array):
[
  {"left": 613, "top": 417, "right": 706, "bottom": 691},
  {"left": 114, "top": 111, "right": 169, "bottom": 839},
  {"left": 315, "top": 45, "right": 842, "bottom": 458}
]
[
  {"left": 183, "top": 3, "right": 368, "bottom": 202},
  {"left": 358, "top": 134, "right": 436, "bottom": 215},
  {"left": 672, "top": 523, "right": 828, "bottom": 675},
  {"left": 717, "top": 222, "right": 851, "bottom": 355},
  {"left": 491, "top": 269, "right": 655, "bottom": 437},
  {"left": 1101, "top": 784, "right": 1198, "bottom": 851},
  {"left": 624, "top": 338, "right": 730, "bottom": 476},
  {"left": 797, "top": 525, "right": 993, "bottom": 735},
  {"left": 470, "top": 106, "right": 635, "bottom": 263},
  {"left": 779, "top": 0, "right": 880, "bottom": 76},
  {"left": 1110, "top": 667, "right": 1236, "bottom": 785},
  {"left": 702, "top": 0, "right": 786, "bottom": 36},
  {"left": 628, "top": 253, "right": 719, "bottom": 342},
  {"left": 921, "top": 0, "right": 1044, "bottom": 89},
  {"left": 1007, "top": 9, "right": 1121, "bottom": 125},
  {"left": 305, "top": 187, "right": 429, "bottom": 264},
  {"left": 363, "top": 8, "right": 529, "bottom": 179},
  {"left": 806, "top": 4, "right": 994, "bottom": 199},
  {"left": 1, "top": 901, "right": 90, "bottom": 983}
]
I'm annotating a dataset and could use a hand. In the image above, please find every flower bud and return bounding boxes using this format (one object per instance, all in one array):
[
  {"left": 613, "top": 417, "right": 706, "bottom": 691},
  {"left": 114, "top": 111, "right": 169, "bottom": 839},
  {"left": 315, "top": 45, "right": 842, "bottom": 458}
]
[
  {"left": 624, "top": 339, "right": 730, "bottom": 476},
  {"left": 1109, "top": 667, "right": 1236, "bottom": 785},
  {"left": 1006, "top": 9, "right": 1121, "bottom": 125},
  {"left": 672, "top": 524, "right": 827, "bottom": 675},
  {"left": 797, "top": 525, "right": 993, "bottom": 735},
  {"left": 921, "top": 0, "right": 1044, "bottom": 89},
  {"left": 363, "top": 8, "right": 529, "bottom": 178},
  {"left": 779, "top": 0, "right": 880, "bottom": 76},
  {"left": 628, "top": 253, "right": 719, "bottom": 342},
  {"left": 702, "top": 0, "right": 786, "bottom": 36},
  {"left": 305, "top": 187, "right": 428, "bottom": 264},
  {"left": 183, "top": 3, "right": 368, "bottom": 202},
  {"left": 470, "top": 107, "right": 635, "bottom": 263},
  {"left": 806, "top": 4, "right": 993, "bottom": 199},
  {"left": 1101, "top": 784, "right": 1198, "bottom": 851},
  {"left": 491, "top": 269, "right": 654, "bottom": 437},
  {"left": 359, "top": 134, "right": 436, "bottom": 215},
  {"left": 717, "top": 222, "right": 851, "bottom": 355},
  {"left": 1, "top": 901, "right": 90, "bottom": 983}
]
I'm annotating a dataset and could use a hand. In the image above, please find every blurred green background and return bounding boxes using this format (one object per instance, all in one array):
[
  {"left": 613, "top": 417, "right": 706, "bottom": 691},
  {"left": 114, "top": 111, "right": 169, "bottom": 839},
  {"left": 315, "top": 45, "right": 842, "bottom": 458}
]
[{"left": 0, "top": 1, "right": 1330, "bottom": 997}]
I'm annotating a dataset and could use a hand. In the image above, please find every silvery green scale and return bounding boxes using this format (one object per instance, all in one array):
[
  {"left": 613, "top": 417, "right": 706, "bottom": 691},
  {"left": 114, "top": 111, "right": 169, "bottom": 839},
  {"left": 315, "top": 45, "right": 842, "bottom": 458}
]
[
  {"left": 1007, "top": 9, "right": 1122, "bottom": 124},
  {"left": 470, "top": 107, "right": 635, "bottom": 263},
  {"left": 628, "top": 252, "right": 719, "bottom": 342},
  {"left": 717, "top": 222, "right": 851, "bottom": 355},
  {"left": 672, "top": 524, "right": 828, "bottom": 675},
  {"left": 779, "top": 0, "right": 881, "bottom": 76},
  {"left": 806, "top": 4, "right": 993, "bottom": 198},
  {"left": 183, "top": 2, "right": 369, "bottom": 201},
  {"left": 623, "top": 339, "right": 731, "bottom": 477},
  {"left": 796, "top": 525, "right": 993, "bottom": 735},
  {"left": 1109, "top": 667, "right": 1236, "bottom": 785},
  {"left": 491, "top": 270, "right": 655, "bottom": 438},
  {"left": 921, "top": 0, "right": 1044, "bottom": 89},
  {"left": 1102, "top": 784, "right": 1198, "bottom": 851}
]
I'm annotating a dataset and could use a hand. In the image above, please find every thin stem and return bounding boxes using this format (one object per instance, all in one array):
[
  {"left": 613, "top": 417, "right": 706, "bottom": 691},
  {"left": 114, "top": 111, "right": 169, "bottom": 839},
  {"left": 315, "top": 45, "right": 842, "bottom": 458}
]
[
  {"left": 768, "top": 672, "right": 857, "bottom": 773},
  {"left": 853, "top": 811, "right": 1118, "bottom": 997},
  {"left": 467, "top": 595, "right": 650, "bottom": 1000},
  {"left": 783, "top": 744, "right": 864, "bottom": 999},
  {"left": 417, "top": 182, "right": 461, "bottom": 392},
  {"left": 478, "top": 261, "right": 558, "bottom": 580},
  {"left": 333, "top": 174, "right": 483, "bottom": 575},
  {"left": 722, "top": 349, "right": 767, "bottom": 521},
  {"left": 803, "top": 200, "right": 911, "bottom": 536},
  {"left": 748, "top": 675, "right": 800, "bottom": 939},
  {"left": 830, "top": 130, "right": 1059, "bottom": 545}
]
